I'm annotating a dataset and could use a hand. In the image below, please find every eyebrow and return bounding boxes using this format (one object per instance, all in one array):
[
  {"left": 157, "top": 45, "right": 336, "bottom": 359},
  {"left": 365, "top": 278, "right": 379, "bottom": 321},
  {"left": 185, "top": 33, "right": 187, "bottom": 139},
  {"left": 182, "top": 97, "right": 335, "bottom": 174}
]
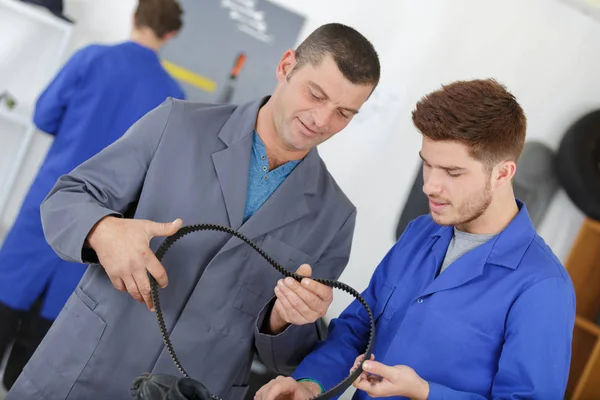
[
  {"left": 307, "top": 81, "right": 360, "bottom": 114},
  {"left": 419, "top": 151, "right": 466, "bottom": 172}
]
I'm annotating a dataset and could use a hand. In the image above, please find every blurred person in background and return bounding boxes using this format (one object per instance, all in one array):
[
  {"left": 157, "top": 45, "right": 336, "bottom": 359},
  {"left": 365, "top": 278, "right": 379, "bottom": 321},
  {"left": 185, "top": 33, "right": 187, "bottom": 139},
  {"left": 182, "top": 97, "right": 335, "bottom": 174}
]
[{"left": 0, "top": 0, "right": 185, "bottom": 390}]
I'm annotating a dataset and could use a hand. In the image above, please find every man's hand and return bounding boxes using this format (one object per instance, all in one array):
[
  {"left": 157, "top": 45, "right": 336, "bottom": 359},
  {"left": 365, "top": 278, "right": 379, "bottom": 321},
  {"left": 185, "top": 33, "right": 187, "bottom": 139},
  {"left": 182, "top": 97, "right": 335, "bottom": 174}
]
[
  {"left": 86, "top": 216, "right": 183, "bottom": 311},
  {"left": 254, "top": 376, "right": 321, "bottom": 400},
  {"left": 352, "top": 360, "right": 429, "bottom": 399},
  {"left": 268, "top": 264, "right": 333, "bottom": 334},
  {"left": 351, "top": 353, "right": 377, "bottom": 383}
]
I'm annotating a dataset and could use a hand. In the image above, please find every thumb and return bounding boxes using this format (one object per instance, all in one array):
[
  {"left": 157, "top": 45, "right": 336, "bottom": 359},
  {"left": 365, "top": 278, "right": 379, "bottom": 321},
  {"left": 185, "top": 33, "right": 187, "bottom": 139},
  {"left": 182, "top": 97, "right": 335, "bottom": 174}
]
[
  {"left": 295, "top": 263, "right": 312, "bottom": 278},
  {"left": 362, "top": 360, "right": 393, "bottom": 379},
  {"left": 147, "top": 218, "right": 182, "bottom": 238}
]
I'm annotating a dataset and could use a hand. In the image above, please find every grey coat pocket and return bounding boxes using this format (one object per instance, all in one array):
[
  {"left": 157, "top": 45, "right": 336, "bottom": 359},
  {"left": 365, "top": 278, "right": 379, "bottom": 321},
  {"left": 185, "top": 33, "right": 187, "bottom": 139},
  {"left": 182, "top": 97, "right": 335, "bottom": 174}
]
[{"left": 23, "top": 288, "right": 106, "bottom": 398}]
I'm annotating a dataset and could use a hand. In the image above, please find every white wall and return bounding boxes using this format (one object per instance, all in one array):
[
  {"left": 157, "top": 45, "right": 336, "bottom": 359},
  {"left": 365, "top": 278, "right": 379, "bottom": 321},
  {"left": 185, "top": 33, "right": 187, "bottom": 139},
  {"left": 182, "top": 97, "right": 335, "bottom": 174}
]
[
  {"left": 3, "top": 0, "right": 598, "bottom": 372},
  {"left": 291, "top": 0, "right": 598, "bottom": 319}
]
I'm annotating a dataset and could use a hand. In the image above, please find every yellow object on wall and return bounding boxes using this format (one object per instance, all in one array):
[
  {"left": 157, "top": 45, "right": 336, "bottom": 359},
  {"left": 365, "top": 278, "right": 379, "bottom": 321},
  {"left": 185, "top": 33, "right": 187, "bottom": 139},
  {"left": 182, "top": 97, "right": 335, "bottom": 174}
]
[{"left": 161, "top": 60, "right": 217, "bottom": 93}]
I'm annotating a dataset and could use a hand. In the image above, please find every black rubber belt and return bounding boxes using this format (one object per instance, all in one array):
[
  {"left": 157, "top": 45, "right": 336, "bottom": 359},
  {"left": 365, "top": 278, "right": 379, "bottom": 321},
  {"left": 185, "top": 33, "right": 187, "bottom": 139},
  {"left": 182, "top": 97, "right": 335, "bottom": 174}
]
[{"left": 150, "top": 224, "right": 375, "bottom": 400}]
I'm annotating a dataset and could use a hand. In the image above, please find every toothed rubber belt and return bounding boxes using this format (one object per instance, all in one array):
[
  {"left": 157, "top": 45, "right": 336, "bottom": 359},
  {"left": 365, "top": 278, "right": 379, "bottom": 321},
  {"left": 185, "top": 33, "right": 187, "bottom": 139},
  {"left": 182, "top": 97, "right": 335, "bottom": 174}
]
[{"left": 150, "top": 223, "right": 375, "bottom": 400}]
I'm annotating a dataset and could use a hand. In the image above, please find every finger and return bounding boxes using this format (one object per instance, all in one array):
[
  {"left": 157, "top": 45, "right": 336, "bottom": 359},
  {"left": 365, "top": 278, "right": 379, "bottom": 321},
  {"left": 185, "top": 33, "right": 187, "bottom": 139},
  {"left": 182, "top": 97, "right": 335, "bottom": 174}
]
[
  {"left": 264, "top": 378, "right": 297, "bottom": 400},
  {"left": 299, "top": 278, "right": 333, "bottom": 303},
  {"left": 123, "top": 276, "right": 143, "bottom": 303},
  {"left": 274, "top": 283, "right": 310, "bottom": 323},
  {"left": 146, "top": 253, "right": 169, "bottom": 288},
  {"left": 134, "top": 270, "right": 154, "bottom": 311},
  {"left": 352, "top": 353, "right": 371, "bottom": 370},
  {"left": 353, "top": 367, "right": 368, "bottom": 387},
  {"left": 258, "top": 380, "right": 281, "bottom": 400},
  {"left": 359, "top": 353, "right": 375, "bottom": 368},
  {"left": 265, "top": 384, "right": 282, "bottom": 400},
  {"left": 108, "top": 275, "right": 127, "bottom": 292},
  {"left": 286, "top": 279, "right": 332, "bottom": 316},
  {"left": 276, "top": 280, "right": 318, "bottom": 322},
  {"left": 353, "top": 378, "right": 381, "bottom": 396},
  {"left": 145, "top": 218, "right": 182, "bottom": 238},
  {"left": 352, "top": 370, "right": 366, "bottom": 387},
  {"left": 274, "top": 290, "right": 297, "bottom": 323},
  {"left": 352, "top": 354, "right": 374, "bottom": 385},
  {"left": 355, "top": 375, "right": 393, "bottom": 398},
  {"left": 254, "top": 380, "right": 273, "bottom": 400},
  {"left": 352, "top": 375, "right": 365, "bottom": 388},
  {"left": 363, "top": 354, "right": 382, "bottom": 383},
  {"left": 272, "top": 298, "right": 291, "bottom": 324},
  {"left": 295, "top": 263, "right": 312, "bottom": 277},
  {"left": 362, "top": 360, "right": 396, "bottom": 380},
  {"left": 283, "top": 278, "right": 327, "bottom": 314}
]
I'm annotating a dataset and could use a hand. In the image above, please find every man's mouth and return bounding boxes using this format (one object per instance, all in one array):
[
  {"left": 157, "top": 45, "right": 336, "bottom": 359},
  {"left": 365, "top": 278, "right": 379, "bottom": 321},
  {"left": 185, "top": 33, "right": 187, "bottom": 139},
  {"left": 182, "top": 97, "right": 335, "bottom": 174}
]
[
  {"left": 298, "top": 118, "right": 318, "bottom": 137},
  {"left": 429, "top": 198, "right": 449, "bottom": 212}
]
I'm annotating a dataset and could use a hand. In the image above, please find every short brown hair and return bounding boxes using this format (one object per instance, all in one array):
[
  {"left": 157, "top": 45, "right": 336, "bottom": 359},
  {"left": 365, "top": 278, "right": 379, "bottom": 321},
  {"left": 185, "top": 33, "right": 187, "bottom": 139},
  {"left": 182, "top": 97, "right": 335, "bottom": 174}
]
[
  {"left": 292, "top": 23, "right": 380, "bottom": 88},
  {"left": 134, "top": 0, "right": 183, "bottom": 39},
  {"left": 412, "top": 79, "right": 527, "bottom": 166}
]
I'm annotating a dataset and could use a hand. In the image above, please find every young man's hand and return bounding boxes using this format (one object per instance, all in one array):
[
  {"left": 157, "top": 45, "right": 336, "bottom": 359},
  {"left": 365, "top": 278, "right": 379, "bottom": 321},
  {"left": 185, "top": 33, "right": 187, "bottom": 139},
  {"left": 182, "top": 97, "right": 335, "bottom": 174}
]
[
  {"left": 254, "top": 376, "right": 321, "bottom": 400},
  {"left": 353, "top": 360, "right": 430, "bottom": 399}
]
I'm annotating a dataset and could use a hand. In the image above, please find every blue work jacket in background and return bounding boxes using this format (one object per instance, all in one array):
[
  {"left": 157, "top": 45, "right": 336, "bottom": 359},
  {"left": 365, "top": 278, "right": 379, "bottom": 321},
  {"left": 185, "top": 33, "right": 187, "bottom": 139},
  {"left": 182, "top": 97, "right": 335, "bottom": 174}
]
[{"left": 0, "top": 41, "right": 185, "bottom": 320}]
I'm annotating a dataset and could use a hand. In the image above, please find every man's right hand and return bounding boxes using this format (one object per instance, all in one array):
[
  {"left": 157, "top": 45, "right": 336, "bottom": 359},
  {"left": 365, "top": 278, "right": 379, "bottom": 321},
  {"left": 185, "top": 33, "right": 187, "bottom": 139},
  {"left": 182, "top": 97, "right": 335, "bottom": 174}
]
[
  {"left": 86, "top": 216, "right": 183, "bottom": 311},
  {"left": 254, "top": 376, "right": 321, "bottom": 400}
]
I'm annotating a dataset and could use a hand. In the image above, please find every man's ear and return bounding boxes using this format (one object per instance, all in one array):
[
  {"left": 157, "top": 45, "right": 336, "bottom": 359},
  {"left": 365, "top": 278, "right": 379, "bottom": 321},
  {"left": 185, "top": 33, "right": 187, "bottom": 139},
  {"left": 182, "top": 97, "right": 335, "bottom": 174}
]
[
  {"left": 161, "top": 30, "right": 179, "bottom": 42},
  {"left": 493, "top": 160, "right": 517, "bottom": 190},
  {"left": 275, "top": 49, "right": 297, "bottom": 83}
]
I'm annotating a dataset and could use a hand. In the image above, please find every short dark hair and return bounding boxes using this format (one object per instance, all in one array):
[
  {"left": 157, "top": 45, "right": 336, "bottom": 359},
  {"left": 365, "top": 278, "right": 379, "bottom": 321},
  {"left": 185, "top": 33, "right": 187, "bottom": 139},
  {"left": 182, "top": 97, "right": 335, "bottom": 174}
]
[
  {"left": 134, "top": 0, "right": 183, "bottom": 39},
  {"left": 412, "top": 78, "right": 527, "bottom": 166},
  {"left": 292, "top": 23, "right": 380, "bottom": 88}
]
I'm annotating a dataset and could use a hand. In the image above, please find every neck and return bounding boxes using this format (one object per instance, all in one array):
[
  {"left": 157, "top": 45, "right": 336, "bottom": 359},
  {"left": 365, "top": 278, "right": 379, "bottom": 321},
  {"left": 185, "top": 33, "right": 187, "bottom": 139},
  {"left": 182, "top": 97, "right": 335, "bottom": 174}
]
[
  {"left": 255, "top": 98, "right": 309, "bottom": 170},
  {"left": 456, "top": 187, "right": 519, "bottom": 235},
  {"left": 130, "top": 27, "right": 164, "bottom": 52}
]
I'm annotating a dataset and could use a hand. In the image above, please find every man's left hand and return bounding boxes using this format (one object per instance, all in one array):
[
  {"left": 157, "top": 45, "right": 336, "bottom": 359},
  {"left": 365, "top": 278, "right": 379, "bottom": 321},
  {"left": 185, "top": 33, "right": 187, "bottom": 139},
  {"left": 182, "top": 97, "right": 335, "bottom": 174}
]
[
  {"left": 268, "top": 264, "right": 333, "bottom": 334},
  {"left": 353, "top": 360, "right": 430, "bottom": 399}
]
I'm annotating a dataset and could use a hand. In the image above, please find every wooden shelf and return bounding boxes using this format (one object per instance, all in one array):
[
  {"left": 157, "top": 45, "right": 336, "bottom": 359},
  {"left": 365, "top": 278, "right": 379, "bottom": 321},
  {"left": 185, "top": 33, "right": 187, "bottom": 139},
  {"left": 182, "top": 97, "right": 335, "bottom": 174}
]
[
  {"left": 585, "top": 218, "right": 600, "bottom": 234},
  {"left": 567, "top": 323, "right": 598, "bottom": 398},
  {"left": 572, "top": 340, "right": 600, "bottom": 400},
  {"left": 564, "top": 221, "right": 600, "bottom": 321},
  {"left": 575, "top": 316, "right": 600, "bottom": 337},
  {"left": 566, "top": 219, "right": 600, "bottom": 399}
]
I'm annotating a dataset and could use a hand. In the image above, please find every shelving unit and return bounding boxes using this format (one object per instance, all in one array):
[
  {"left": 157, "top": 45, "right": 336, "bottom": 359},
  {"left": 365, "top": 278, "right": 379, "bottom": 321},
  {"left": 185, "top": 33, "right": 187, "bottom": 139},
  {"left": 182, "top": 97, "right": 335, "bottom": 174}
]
[
  {"left": 565, "top": 218, "right": 600, "bottom": 399},
  {"left": 0, "top": 0, "right": 73, "bottom": 242}
]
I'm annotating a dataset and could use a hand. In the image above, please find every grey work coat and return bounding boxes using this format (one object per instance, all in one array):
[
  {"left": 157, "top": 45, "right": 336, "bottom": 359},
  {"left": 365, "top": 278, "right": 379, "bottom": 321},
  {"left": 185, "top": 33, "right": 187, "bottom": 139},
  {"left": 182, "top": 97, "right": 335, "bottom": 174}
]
[{"left": 8, "top": 97, "right": 357, "bottom": 400}]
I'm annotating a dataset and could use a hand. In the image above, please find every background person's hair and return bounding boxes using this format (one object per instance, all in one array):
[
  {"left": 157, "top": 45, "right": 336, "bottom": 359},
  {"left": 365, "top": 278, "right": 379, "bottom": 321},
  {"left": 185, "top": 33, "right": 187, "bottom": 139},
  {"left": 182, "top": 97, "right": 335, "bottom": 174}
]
[{"left": 134, "top": 0, "right": 184, "bottom": 39}]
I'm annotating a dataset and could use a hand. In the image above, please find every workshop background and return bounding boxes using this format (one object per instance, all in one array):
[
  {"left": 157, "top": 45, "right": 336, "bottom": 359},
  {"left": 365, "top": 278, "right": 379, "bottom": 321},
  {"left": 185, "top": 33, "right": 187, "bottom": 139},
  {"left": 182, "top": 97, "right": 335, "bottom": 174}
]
[{"left": 1, "top": 0, "right": 600, "bottom": 399}]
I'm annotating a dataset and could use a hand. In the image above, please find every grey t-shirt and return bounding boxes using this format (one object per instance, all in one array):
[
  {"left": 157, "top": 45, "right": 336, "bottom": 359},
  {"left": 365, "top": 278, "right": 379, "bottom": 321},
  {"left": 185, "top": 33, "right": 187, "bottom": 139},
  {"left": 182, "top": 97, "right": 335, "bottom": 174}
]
[{"left": 439, "top": 228, "right": 496, "bottom": 275}]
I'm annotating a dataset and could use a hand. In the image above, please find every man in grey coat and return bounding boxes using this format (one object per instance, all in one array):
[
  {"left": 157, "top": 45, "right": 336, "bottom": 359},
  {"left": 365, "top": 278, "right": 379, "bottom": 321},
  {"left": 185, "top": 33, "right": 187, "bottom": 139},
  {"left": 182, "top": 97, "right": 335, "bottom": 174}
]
[{"left": 7, "top": 23, "right": 380, "bottom": 400}]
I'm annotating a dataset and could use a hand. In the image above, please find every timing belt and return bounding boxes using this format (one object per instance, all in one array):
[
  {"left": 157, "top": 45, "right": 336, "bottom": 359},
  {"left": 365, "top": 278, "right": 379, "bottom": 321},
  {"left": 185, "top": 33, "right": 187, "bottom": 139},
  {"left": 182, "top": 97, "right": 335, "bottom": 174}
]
[{"left": 150, "top": 223, "right": 375, "bottom": 400}]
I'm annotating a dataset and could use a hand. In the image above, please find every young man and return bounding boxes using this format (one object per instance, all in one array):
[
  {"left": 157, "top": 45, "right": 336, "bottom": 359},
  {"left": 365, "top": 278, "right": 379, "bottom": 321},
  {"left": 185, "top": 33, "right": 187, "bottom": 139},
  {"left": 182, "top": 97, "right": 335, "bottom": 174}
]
[
  {"left": 6, "top": 23, "right": 381, "bottom": 400},
  {"left": 255, "top": 79, "right": 576, "bottom": 400},
  {"left": 0, "top": 0, "right": 184, "bottom": 391}
]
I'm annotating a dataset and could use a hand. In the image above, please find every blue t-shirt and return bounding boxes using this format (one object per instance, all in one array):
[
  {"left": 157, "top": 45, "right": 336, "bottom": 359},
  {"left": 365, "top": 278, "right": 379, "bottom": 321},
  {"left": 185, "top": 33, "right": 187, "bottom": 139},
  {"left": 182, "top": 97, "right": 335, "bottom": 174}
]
[{"left": 243, "top": 131, "right": 300, "bottom": 222}]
